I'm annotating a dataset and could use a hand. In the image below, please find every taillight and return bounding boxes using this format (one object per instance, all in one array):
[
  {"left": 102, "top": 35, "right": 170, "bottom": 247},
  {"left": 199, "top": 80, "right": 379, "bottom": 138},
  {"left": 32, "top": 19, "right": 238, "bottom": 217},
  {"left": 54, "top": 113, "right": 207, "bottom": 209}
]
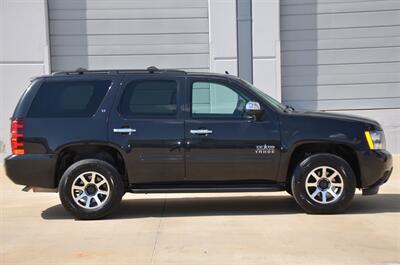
[{"left": 11, "top": 118, "right": 24, "bottom": 155}]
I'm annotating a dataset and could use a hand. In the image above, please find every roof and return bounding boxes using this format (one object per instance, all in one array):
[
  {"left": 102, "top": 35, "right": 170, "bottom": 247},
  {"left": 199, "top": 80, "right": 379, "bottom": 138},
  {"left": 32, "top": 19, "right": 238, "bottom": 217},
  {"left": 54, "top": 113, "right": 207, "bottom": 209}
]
[
  {"left": 46, "top": 66, "right": 238, "bottom": 80},
  {"left": 51, "top": 66, "right": 183, "bottom": 76}
]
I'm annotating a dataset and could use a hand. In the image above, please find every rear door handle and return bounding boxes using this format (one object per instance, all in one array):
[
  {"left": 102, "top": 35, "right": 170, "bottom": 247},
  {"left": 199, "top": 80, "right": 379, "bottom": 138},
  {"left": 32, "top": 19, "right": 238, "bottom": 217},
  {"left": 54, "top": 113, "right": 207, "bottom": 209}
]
[
  {"left": 190, "top": 129, "right": 213, "bottom": 135},
  {"left": 113, "top": 128, "right": 136, "bottom": 135}
]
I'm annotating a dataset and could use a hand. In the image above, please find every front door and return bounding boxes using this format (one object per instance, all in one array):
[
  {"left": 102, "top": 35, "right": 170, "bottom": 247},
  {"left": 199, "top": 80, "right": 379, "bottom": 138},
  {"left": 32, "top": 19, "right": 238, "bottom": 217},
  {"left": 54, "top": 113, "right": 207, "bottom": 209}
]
[
  {"left": 109, "top": 75, "right": 185, "bottom": 184},
  {"left": 185, "top": 77, "right": 281, "bottom": 183}
]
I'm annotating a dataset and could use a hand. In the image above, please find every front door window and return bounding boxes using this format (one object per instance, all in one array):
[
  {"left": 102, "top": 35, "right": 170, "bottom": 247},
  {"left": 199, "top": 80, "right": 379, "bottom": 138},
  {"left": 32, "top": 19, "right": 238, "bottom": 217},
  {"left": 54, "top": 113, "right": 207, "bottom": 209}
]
[{"left": 192, "top": 81, "right": 249, "bottom": 119}]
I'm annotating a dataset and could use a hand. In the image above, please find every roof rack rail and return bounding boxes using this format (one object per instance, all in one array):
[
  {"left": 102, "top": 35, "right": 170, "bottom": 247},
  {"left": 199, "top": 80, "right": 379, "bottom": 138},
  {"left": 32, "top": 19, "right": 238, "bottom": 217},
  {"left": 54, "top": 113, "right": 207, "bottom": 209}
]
[
  {"left": 52, "top": 68, "right": 116, "bottom": 76},
  {"left": 52, "top": 66, "right": 187, "bottom": 76},
  {"left": 147, "top": 66, "right": 158, "bottom": 73}
]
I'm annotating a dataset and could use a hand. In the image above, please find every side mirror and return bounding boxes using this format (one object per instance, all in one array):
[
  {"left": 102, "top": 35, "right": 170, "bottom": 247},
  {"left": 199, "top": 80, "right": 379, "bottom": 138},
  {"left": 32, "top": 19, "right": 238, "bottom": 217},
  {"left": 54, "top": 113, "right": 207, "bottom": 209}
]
[{"left": 245, "top": 101, "right": 264, "bottom": 120}]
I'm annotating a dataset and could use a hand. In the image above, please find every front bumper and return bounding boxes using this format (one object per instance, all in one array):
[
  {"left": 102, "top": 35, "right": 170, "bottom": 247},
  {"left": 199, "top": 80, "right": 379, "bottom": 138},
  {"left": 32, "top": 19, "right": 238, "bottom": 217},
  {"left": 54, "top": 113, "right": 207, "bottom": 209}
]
[
  {"left": 357, "top": 150, "right": 393, "bottom": 195},
  {"left": 4, "top": 154, "right": 57, "bottom": 188}
]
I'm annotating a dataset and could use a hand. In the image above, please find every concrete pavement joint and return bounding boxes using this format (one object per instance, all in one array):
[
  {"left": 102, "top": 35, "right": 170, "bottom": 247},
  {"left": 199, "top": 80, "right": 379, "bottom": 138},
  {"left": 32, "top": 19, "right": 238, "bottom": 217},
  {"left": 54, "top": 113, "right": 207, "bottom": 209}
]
[{"left": 150, "top": 198, "right": 167, "bottom": 265}]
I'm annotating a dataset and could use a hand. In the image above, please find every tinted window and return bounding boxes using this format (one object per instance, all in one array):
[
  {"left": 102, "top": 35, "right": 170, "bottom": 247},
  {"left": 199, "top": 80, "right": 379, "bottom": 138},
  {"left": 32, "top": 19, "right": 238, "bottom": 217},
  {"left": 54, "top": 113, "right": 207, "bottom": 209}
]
[
  {"left": 28, "top": 80, "right": 110, "bottom": 118},
  {"left": 120, "top": 80, "right": 177, "bottom": 118},
  {"left": 192, "top": 81, "right": 249, "bottom": 118}
]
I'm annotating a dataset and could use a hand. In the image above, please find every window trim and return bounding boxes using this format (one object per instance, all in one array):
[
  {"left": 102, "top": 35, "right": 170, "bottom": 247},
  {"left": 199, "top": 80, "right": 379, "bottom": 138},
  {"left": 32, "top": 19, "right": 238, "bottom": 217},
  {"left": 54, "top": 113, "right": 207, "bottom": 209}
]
[
  {"left": 118, "top": 79, "right": 179, "bottom": 119},
  {"left": 189, "top": 78, "right": 254, "bottom": 120}
]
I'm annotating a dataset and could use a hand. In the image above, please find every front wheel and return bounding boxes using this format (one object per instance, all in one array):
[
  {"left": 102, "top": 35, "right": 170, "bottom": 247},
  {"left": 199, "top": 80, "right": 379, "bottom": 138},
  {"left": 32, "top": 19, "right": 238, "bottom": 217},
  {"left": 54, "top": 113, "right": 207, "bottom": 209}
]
[
  {"left": 291, "top": 153, "right": 356, "bottom": 214},
  {"left": 59, "top": 159, "right": 125, "bottom": 220}
]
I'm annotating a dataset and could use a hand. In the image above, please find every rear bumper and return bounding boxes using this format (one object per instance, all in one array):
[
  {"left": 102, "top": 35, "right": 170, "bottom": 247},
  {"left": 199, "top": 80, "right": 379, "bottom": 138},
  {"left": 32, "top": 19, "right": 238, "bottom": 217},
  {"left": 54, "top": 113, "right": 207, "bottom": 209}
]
[
  {"left": 4, "top": 154, "right": 57, "bottom": 188},
  {"left": 357, "top": 150, "right": 393, "bottom": 194}
]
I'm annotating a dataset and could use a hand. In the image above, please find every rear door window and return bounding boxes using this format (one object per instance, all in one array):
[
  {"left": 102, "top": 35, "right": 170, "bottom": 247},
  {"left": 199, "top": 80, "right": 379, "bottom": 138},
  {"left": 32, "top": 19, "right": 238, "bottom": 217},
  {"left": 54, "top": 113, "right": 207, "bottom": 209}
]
[
  {"left": 28, "top": 80, "right": 111, "bottom": 118},
  {"left": 119, "top": 80, "right": 177, "bottom": 118}
]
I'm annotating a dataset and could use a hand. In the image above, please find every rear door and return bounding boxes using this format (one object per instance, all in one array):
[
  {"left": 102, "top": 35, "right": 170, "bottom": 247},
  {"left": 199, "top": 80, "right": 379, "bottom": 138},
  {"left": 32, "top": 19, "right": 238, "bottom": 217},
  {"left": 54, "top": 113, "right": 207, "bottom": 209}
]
[
  {"left": 108, "top": 75, "right": 185, "bottom": 184},
  {"left": 185, "top": 77, "right": 281, "bottom": 183}
]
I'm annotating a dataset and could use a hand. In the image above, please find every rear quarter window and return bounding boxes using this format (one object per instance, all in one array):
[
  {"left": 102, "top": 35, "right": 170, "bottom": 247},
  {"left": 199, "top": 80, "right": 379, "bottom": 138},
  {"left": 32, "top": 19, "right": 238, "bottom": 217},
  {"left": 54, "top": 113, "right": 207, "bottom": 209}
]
[{"left": 27, "top": 80, "right": 111, "bottom": 118}]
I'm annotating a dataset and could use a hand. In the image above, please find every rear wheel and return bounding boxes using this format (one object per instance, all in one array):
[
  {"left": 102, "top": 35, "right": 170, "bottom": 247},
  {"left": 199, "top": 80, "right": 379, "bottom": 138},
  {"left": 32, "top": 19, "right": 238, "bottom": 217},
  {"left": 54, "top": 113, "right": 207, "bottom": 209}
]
[
  {"left": 291, "top": 153, "right": 356, "bottom": 214},
  {"left": 59, "top": 159, "right": 124, "bottom": 220},
  {"left": 285, "top": 186, "right": 293, "bottom": 196}
]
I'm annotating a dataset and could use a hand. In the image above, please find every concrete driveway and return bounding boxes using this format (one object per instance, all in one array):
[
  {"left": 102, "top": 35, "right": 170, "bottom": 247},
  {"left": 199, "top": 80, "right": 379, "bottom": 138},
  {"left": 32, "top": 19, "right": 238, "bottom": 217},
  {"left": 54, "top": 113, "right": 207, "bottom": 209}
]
[{"left": 1, "top": 160, "right": 399, "bottom": 265}]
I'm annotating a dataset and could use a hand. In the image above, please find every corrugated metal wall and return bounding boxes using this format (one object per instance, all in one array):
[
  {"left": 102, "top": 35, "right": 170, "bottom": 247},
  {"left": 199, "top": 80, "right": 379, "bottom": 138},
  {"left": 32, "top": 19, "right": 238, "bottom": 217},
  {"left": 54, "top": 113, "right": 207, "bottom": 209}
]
[
  {"left": 280, "top": 0, "right": 400, "bottom": 111},
  {"left": 48, "top": 0, "right": 210, "bottom": 72}
]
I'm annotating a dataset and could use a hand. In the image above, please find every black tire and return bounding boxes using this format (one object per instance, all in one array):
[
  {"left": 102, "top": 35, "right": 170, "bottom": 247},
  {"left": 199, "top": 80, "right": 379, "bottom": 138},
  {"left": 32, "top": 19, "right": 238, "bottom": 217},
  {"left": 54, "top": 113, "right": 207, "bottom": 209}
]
[
  {"left": 285, "top": 186, "right": 293, "bottom": 196},
  {"left": 59, "top": 159, "right": 124, "bottom": 220},
  {"left": 291, "top": 153, "right": 356, "bottom": 214}
]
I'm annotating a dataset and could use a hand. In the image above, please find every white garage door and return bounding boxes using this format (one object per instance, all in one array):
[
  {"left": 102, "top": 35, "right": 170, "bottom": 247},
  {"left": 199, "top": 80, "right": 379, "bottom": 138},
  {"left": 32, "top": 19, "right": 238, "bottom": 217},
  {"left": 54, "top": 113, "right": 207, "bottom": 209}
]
[
  {"left": 280, "top": 0, "right": 400, "bottom": 111},
  {"left": 48, "top": 0, "right": 210, "bottom": 72}
]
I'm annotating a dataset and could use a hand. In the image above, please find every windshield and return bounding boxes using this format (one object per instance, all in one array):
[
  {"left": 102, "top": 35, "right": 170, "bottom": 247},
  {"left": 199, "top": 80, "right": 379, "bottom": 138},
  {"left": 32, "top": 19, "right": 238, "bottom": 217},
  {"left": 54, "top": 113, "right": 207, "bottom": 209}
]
[{"left": 241, "top": 80, "right": 287, "bottom": 111}]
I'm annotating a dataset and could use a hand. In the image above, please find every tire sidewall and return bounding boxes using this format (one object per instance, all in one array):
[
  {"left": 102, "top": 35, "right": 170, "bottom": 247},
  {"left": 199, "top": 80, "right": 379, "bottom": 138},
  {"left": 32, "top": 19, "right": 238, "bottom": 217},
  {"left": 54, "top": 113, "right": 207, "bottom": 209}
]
[
  {"left": 59, "top": 159, "right": 124, "bottom": 219},
  {"left": 291, "top": 153, "right": 356, "bottom": 214}
]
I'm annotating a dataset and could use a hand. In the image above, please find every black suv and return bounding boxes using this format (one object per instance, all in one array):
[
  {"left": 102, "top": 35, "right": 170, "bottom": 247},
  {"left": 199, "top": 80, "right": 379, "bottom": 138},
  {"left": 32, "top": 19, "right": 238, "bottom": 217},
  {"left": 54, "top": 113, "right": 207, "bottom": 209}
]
[{"left": 4, "top": 67, "right": 393, "bottom": 219}]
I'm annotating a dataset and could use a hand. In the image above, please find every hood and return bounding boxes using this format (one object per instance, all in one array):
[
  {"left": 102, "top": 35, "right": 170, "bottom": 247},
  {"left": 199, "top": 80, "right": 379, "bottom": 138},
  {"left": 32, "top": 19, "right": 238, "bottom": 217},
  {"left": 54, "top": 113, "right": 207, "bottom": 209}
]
[{"left": 291, "top": 109, "right": 382, "bottom": 130}]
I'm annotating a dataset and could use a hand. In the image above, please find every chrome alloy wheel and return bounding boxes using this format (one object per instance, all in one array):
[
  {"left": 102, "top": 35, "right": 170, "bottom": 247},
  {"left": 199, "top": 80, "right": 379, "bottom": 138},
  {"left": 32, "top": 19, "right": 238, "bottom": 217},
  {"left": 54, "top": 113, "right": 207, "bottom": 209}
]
[
  {"left": 71, "top": 171, "right": 110, "bottom": 209},
  {"left": 305, "top": 166, "right": 344, "bottom": 204}
]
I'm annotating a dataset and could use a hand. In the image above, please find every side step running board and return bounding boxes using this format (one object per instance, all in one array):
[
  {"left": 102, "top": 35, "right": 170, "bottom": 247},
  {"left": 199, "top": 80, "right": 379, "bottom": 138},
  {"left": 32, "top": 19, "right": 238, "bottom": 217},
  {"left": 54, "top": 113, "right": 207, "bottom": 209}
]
[{"left": 129, "top": 186, "right": 285, "bottom": 194}]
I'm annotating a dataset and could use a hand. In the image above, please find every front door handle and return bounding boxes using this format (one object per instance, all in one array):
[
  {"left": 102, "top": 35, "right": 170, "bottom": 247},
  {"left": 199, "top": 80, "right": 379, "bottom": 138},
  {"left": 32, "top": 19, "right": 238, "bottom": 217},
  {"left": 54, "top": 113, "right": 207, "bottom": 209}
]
[
  {"left": 113, "top": 128, "right": 137, "bottom": 135},
  {"left": 190, "top": 129, "right": 213, "bottom": 135}
]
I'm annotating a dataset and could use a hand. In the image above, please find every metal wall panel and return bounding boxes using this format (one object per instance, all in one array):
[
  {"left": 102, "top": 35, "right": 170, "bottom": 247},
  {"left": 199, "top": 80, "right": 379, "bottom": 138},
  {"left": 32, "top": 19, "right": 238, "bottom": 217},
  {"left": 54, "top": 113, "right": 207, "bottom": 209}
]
[
  {"left": 280, "top": 0, "right": 400, "bottom": 152},
  {"left": 48, "top": 0, "right": 207, "bottom": 10},
  {"left": 48, "top": 0, "right": 210, "bottom": 72},
  {"left": 280, "top": 0, "right": 400, "bottom": 111}
]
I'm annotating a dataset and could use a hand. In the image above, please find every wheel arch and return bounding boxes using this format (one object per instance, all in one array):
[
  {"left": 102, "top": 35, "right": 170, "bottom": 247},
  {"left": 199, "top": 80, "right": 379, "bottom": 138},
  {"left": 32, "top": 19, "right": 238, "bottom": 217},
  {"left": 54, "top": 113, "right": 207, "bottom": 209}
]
[
  {"left": 284, "top": 142, "right": 361, "bottom": 189},
  {"left": 55, "top": 142, "right": 128, "bottom": 187}
]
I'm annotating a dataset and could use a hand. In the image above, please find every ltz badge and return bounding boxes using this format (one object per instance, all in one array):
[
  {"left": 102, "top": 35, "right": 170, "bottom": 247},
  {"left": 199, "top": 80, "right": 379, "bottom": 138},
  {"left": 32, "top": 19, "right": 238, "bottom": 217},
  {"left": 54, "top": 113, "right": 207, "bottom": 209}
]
[{"left": 255, "top": 144, "right": 275, "bottom": 154}]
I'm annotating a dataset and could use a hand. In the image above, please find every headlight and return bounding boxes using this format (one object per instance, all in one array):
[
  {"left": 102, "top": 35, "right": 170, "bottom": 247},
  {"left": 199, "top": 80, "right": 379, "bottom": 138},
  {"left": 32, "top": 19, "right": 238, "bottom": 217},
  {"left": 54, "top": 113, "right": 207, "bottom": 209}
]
[{"left": 364, "top": 130, "right": 386, "bottom": 150}]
